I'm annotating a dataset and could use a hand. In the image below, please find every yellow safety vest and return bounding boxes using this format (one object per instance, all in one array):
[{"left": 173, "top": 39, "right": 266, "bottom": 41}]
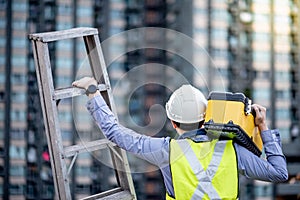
[{"left": 166, "top": 139, "right": 238, "bottom": 200}]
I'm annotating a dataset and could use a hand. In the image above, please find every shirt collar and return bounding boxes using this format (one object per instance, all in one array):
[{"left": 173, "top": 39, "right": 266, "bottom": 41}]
[{"left": 178, "top": 128, "right": 211, "bottom": 142}]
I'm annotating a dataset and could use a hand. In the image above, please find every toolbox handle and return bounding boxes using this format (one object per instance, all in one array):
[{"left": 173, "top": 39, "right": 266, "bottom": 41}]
[{"left": 244, "top": 97, "right": 252, "bottom": 116}]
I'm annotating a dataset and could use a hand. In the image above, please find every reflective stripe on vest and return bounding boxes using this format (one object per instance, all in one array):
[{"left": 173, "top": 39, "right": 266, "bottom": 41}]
[{"left": 169, "top": 139, "right": 238, "bottom": 200}]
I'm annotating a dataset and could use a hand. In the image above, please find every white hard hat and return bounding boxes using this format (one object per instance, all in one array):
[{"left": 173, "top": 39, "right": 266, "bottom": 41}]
[{"left": 165, "top": 84, "right": 207, "bottom": 124}]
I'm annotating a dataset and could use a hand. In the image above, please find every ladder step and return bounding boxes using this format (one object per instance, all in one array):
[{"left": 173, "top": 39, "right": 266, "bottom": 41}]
[
  {"left": 80, "top": 188, "right": 133, "bottom": 200},
  {"left": 64, "top": 139, "right": 116, "bottom": 158},
  {"left": 53, "top": 84, "right": 108, "bottom": 100},
  {"left": 29, "top": 27, "right": 98, "bottom": 42}
]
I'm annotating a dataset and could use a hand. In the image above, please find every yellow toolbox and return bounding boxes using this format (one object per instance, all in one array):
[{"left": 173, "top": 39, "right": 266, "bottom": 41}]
[{"left": 204, "top": 92, "right": 263, "bottom": 156}]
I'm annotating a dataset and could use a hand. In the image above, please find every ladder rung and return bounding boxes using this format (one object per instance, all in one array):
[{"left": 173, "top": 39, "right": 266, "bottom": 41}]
[
  {"left": 80, "top": 188, "right": 133, "bottom": 200},
  {"left": 29, "top": 27, "right": 98, "bottom": 42},
  {"left": 64, "top": 139, "right": 116, "bottom": 158},
  {"left": 53, "top": 84, "right": 108, "bottom": 100}
]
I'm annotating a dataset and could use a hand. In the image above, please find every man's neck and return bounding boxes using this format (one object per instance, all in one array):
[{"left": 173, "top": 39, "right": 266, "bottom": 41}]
[{"left": 176, "top": 128, "right": 186, "bottom": 135}]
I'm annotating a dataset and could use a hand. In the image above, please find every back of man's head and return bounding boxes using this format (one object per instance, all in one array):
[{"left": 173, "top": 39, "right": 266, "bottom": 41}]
[{"left": 165, "top": 84, "right": 207, "bottom": 131}]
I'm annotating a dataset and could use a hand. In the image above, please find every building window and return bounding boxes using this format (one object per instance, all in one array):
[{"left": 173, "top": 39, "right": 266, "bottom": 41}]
[
  {"left": 56, "top": 57, "right": 72, "bottom": 69},
  {"left": 276, "top": 109, "right": 290, "bottom": 119},
  {"left": 12, "top": 73, "right": 26, "bottom": 85},
  {"left": 217, "top": 68, "right": 228, "bottom": 77},
  {"left": 252, "top": 0, "right": 270, "bottom": 4},
  {"left": 58, "top": 4, "right": 72, "bottom": 16},
  {"left": 276, "top": 90, "right": 289, "bottom": 100},
  {"left": 11, "top": 109, "right": 26, "bottom": 122},
  {"left": 253, "top": 51, "right": 270, "bottom": 63},
  {"left": 256, "top": 70, "right": 270, "bottom": 79},
  {"left": 253, "top": 89, "right": 270, "bottom": 100},
  {"left": 11, "top": 129, "right": 25, "bottom": 140},
  {"left": 111, "top": 9, "right": 124, "bottom": 19},
  {"left": 274, "top": 0, "right": 289, "bottom": 7},
  {"left": 254, "top": 183, "right": 273, "bottom": 197},
  {"left": 0, "top": 108, "right": 4, "bottom": 121},
  {"left": 58, "top": 111, "right": 72, "bottom": 123},
  {"left": 110, "top": 26, "right": 123, "bottom": 35},
  {"left": 57, "top": 22, "right": 72, "bottom": 30},
  {"left": 78, "top": 6, "right": 92, "bottom": 17},
  {"left": 212, "top": 48, "right": 228, "bottom": 59},
  {"left": 56, "top": 75, "right": 72, "bottom": 88},
  {"left": 0, "top": 54, "right": 5, "bottom": 66},
  {"left": 194, "top": 7, "right": 207, "bottom": 16},
  {"left": 276, "top": 34, "right": 289, "bottom": 45},
  {"left": 57, "top": 40, "right": 72, "bottom": 51},
  {"left": 279, "top": 127, "right": 290, "bottom": 142},
  {"left": 76, "top": 166, "right": 91, "bottom": 176},
  {"left": 76, "top": 112, "right": 91, "bottom": 123},
  {"left": 253, "top": 32, "right": 270, "bottom": 41},
  {"left": 61, "top": 130, "right": 72, "bottom": 140},
  {"left": 0, "top": 19, "right": 6, "bottom": 29},
  {"left": 12, "top": 20, "right": 26, "bottom": 31},
  {"left": 12, "top": 55, "right": 26, "bottom": 67},
  {"left": 0, "top": 128, "right": 3, "bottom": 140},
  {"left": 77, "top": 151, "right": 91, "bottom": 159},
  {"left": 26, "top": 185, "right": 35, "bottom": 198},
  {"left": 194, "top": 27, "right": 207, "bottom": 36},
  {"left": 10, "top": 145, "right": 25, "bottom": 159},
  {"left": 42, "top": 185, "right": 54, "bottom": 198},
  {"left": 10, "top": 165, "right": 25, "bottom": 176},
  {"left": 12, "top": 37, "right": 26, "bottom": 48},
  {"left": 0, "top": 0, "right": 6, "bottom": 10},
  {"left": 44, "top": 6, "right": 55, "bottom": 20},
  {"left": 0, "top": 38, "right": 5, "bottom": 49},
  {"left": 0, "top": 184, "right": 3, "bottom": 195},
  {"left": 275, "top": 71, "right": 290, "bottom": 82},
  {"left": 212, "top": 9, "right": 228, "bottom": 21},
  {"left": 12, "top": 2, "right": 27, "bottom": 11},
  {"left": 275, "top": 52, "right": 289, "bottom": 63},
  {"left": 253, "top": 13, "right": 269, "bottom": 24},
  {"left": 75, "top": 184, "right": 90, "bottom": 194},
  {"left": 12, "top": 92, "right": 26, "bottom": 103},
  {"left": 212, "top": 29, "right": 227, "bottom": 41},
  {"left": 10, "top": 184, "right": 25, "bottom": 195},
  {"left": 128, "top": 14, "right": 142, "bottom": 26},
  {"left": 274, "top": 15, "right": 290, "bottom": 24}
]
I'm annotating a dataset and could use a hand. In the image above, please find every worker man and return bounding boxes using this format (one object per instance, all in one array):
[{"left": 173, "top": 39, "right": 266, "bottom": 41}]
[{"left": 73, "top": 77, "right": 288, "bottom": 200}]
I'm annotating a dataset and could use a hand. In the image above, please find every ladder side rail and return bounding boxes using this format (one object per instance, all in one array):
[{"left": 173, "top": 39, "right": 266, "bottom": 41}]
[
  {"left": 93, "top": 35, "right": 119, "bottom": 118},
  {"left": 31, "top": 39, "right": 61, "bottom": 198},
  {"left": 32, "top": 40, "right": 71, "bottom": 200},
  {"left": 83, "top": 34, "right": 115, "bottom": 112},
  {"left": 121, "top": 149, "right": 136, "bottom": 198},
  {"left": 83, "top": 34, "right": 136, "bottom": 199},
  {"left": 109, "top": 146, "right": 136, "bottom": 194}
]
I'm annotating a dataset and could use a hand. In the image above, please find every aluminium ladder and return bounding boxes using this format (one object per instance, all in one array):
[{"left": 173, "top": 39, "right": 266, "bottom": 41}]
[{"left": 29, "top": 27, "right": 136, "bottom": 200}]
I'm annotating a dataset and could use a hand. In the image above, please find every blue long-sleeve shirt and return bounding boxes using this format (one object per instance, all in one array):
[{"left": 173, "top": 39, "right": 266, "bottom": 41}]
[{"left": 86, "top": 95, "right": 288, "bottom": 197}]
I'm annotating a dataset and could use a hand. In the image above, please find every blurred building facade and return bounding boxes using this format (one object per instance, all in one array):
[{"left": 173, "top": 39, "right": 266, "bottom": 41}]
[{"left": 0, "top": 0, "right": 299, "bottom": 199}]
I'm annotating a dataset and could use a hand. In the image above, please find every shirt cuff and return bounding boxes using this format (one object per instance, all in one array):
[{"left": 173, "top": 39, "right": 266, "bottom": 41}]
[
  {"left": 260, "top": 129, "right": 281, "bottom": 144},
  {"left": 86, "top": 95, "right": 107, "bottom": 114}
]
